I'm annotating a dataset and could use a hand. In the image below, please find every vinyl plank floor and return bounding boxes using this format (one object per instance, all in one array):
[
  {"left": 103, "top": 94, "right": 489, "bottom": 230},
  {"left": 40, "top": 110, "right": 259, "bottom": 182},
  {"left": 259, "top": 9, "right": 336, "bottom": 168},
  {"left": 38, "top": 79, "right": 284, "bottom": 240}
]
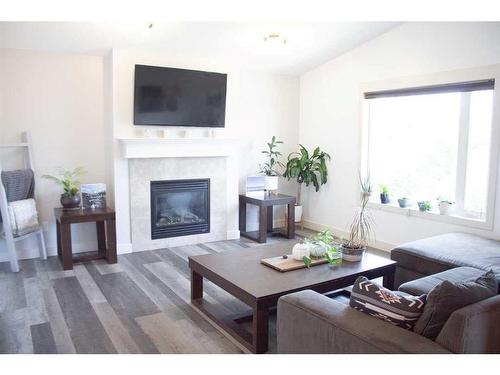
[
  {"left": 52, "top": 276, "right": 116, "bottom": 353},
  {"left": 30, "top": 322, "right": 58, "bottom": 354},
  {"left": 1, "top": 231, "right": 380, "bottom": 354}
]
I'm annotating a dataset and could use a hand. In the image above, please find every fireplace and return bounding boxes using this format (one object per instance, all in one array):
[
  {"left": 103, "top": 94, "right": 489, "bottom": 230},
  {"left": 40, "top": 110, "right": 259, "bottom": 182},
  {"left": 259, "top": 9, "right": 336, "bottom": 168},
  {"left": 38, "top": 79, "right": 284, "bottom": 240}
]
[{"left": 150, "top": 179, "right": 210, "bottom": 239}]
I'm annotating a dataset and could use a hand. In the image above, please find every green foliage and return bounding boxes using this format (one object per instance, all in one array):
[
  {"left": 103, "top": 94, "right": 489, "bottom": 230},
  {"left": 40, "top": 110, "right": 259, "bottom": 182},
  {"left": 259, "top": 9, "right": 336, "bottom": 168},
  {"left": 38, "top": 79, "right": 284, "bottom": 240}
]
[
  {"left": 260, "top": 136, "right": 284, "bottom": 176},
  {"left": 359, "top": 172, "right": 373, "bottom": 194},
  {"left": 283, "top": 145, "right": 331, "bottom": 192},
  {"left": 302, "top": 255, "right": 312, "bottom": 268},
  {"left": 418, "top": 201, "right": 432, "bottom": 211},
  {"left": 312, "top": 229, "right": 334, "bottom": 244},
  {"left": 380, "top": 184, "right": 389, "bottom": 195},
  {"left": 43, "top": 167, "right": 86, "bottom": 197},
  {"left": 325, "top": 247, "right": 342, "bottom": 266}
]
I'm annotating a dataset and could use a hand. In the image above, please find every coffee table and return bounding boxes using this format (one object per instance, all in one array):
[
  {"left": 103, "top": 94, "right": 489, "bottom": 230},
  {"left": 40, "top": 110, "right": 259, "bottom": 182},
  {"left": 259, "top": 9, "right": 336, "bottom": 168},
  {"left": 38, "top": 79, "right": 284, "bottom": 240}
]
[{"left": 188, "top": 241, "right": 396, "bottom": 353}]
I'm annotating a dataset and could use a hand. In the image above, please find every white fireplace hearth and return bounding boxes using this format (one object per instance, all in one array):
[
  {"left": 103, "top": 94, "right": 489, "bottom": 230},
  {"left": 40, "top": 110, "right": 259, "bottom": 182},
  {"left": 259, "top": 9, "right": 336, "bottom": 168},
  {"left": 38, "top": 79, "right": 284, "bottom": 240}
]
[{"left": 118, "top": 138, "right": 240, "bottom": 252}]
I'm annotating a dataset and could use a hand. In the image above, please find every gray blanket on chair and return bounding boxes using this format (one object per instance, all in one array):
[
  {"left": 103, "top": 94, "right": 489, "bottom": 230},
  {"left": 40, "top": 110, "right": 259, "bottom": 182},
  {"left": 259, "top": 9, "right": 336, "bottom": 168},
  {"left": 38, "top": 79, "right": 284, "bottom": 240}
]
[{"left": 0, "top": 169, "right": 35, "bottom": 223}]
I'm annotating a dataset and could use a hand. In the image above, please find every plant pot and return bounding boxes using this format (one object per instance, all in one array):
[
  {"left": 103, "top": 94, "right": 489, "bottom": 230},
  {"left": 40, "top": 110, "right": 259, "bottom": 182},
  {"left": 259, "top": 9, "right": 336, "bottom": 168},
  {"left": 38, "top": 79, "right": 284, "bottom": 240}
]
[
  {"left": 439, "top": 201, "right": 453, "bottom": 215},
  {"left": 60, "top": 194, "right": 81, "bottom": 209},
  {"left": 417, "top": 201, "right": 430, "bottom": 212},
  {"left": 294, "top": 205, "right": 303, "bottom": 223},
  {"left": 380, "top": 193, "right": 390, "bottom": 204},
  {"left": 292, "top": 242, "right": 310, "bottom": 261},
  {"left": 341, "top": 244, "right": 365, "bottom": 262},
  {"left": 264, "top": 176, "right": 278, "bottom": 191},
  {"left": 398, "top": 198, "right": 410, "bottom": 208}
]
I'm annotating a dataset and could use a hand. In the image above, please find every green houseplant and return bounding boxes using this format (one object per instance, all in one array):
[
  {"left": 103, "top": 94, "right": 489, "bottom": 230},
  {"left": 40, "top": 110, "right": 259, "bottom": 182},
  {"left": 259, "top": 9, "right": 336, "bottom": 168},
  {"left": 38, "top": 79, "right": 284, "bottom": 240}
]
[
  {"left": 43, "top": 167, "right": 86, "bottom": 209},
  {"left": 260, "top": 136, "right": 284, "bottom": 192},
  {"left": 342, "top": 173, "right": 374, "bottom": 261},
  {"left": 380, "top": 184, "right": 390, "bottom": 204},
  {"left": 283, "top": 145, "right": 330, "bottom": 222}
]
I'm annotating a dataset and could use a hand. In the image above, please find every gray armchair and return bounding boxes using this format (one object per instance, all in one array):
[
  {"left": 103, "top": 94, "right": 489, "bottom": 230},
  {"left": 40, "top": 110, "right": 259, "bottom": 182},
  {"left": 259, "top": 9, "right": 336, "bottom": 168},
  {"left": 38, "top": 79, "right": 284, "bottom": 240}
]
[{"left": 277, "top": 289, "right": 500, "bottom": 354}]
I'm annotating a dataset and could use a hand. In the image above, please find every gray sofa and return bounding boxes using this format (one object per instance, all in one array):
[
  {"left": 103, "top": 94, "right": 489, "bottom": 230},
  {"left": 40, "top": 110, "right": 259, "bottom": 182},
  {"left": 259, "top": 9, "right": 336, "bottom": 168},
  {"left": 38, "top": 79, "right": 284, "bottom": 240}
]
[
  {"left": 391, "top": 232, "right": 500, "bottom": 288},
  {"left": 277, "top": 233, "right": 500, "bottom": 354}
]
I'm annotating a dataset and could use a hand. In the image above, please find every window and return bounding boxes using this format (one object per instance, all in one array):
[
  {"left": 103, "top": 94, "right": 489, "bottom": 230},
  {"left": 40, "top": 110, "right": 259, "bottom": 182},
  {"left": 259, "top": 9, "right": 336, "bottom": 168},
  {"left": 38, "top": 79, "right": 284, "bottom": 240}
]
[{"left": 364, "top": 79, "right": 495, "bottom": 222}]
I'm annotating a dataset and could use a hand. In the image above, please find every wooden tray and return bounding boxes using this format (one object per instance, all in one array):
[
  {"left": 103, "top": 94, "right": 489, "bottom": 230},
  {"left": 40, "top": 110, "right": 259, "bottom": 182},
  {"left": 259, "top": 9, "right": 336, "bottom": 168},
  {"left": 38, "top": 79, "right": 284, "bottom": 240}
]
[{"left": 260, "top": 254, "right": 328, "bottom": 272}]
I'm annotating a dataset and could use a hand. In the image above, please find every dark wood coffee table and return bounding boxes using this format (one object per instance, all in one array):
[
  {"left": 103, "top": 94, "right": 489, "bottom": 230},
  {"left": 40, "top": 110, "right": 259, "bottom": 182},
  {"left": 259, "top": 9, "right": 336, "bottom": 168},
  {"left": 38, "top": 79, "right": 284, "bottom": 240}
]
[{"left": 188, "top": 241, "right": 396, "bottom": 353}]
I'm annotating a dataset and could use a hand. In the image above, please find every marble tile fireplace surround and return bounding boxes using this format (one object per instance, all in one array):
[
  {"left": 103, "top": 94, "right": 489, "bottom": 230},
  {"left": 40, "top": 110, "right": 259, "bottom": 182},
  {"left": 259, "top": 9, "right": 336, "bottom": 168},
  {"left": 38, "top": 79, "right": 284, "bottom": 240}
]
[{"left": 119, "top": 138, "right": 240, "bottom": 251}]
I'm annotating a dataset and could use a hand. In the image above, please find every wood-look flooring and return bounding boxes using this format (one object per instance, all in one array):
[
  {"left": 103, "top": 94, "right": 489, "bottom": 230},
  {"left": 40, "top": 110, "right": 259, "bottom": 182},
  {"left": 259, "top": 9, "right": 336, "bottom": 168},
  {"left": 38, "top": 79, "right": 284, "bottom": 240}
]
[{"left": 0, "top": 229, "right": 388, "bottom": 354}]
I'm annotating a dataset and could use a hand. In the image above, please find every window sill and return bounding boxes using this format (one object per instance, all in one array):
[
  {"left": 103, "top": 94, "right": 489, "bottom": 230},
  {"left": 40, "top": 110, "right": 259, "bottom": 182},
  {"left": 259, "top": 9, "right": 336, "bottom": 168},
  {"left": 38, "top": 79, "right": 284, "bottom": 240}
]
[{"left": 367, "top": 201, "right": 493, "bottom": 231}]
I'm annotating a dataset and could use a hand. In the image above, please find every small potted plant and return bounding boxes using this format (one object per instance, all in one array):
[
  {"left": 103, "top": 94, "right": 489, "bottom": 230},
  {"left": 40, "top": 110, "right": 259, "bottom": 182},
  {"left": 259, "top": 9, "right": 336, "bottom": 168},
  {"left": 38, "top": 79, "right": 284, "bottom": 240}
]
[
  {"left": 308, "top": 229, "right": 335, "bottom": 258},
  {"left": 417, "top": 201, "right": 432, "bottom": 212},
  {"left": 341, "top": 173, "right": 373, "bottom": 262},
  {"left": 398, "top": 197, "right": 410, "bottom": 208},
  {"left": 283, "top": 145, "right": 330, "bottom": 223},
  {"left": 43, "top": 167, "right": 86, "bottom": 209},
  {"left": 260, "top": 136, "right": 284, "bottom": 192},
  {"left": 437, "top": 196, "right": 454, "bottom": 215},
  {"left": 380, "top": 184, "right": 390, "bottom": 204}
]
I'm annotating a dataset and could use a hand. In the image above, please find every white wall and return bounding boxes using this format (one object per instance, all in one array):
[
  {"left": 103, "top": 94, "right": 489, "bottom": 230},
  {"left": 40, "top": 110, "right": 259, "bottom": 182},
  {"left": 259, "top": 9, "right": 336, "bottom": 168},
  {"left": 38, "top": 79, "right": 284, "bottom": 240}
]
[
  {"left": 299, "top": 22, "right": 500, "bottom": 249},
  {"left": 0, "top": 49, "right": 106, "bottom": 260},
  {"left": 110, "top": 49, "right": 300, "bottom": 249}
]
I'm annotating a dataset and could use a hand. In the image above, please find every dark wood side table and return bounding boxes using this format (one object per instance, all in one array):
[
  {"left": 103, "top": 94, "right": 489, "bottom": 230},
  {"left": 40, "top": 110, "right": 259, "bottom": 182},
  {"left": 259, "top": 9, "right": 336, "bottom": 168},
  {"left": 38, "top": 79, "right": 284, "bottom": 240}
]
[
  {"left": 239, "top": 193, "right": 296, "bottom": 243},
  {"left": 54, "top": 207, "right": 117, "bottom": 270}
]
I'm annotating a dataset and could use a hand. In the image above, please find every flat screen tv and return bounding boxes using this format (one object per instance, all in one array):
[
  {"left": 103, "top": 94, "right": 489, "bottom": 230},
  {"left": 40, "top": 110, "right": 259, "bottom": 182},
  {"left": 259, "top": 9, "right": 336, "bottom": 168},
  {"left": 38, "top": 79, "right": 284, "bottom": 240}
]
[{"left": 134, "top": 64, "right": 227, "bottom": 127}]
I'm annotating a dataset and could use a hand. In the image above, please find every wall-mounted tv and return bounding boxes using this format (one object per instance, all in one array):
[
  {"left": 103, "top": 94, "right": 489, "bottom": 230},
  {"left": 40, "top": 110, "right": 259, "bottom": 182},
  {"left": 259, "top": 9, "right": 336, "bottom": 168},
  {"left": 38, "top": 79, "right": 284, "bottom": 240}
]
[{"left": 134, "top": 64, "right": 227, "bottom": 127}]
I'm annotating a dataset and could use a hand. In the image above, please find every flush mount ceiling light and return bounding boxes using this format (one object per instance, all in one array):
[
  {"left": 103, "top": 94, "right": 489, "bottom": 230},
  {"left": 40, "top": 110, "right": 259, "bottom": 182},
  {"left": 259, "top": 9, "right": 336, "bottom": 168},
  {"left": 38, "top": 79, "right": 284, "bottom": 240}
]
[{"left": 264, "top": 32, "right": 287, "bottom": 45}]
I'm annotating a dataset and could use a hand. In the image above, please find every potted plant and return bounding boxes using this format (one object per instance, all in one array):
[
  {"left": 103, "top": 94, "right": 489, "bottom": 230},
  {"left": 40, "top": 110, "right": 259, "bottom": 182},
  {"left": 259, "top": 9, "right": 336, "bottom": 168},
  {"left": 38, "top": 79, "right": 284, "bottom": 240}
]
[
  {"left": 260, "top": 136, "right": 284, "bottom": 192},
  {"left": 341, "top": 173, "right": 373, "bottom": 262},
  {"left": 43, "top": 167, "right": 86, "bottom": 209},
  {"left": 398, "top": 197, "right": 410, "bottom": 208},
  {"left": 308, "top": 229, "right": 335, "bottom": 257},
  {"left": 283, "top": 145, "right": 330, "bottom": 223},
  {"left": 380, "top": 184, "right": 390, "bottom": 204},
  {"left": 437, "top": 197, "right": 454, "bottom": 215},
  {"left": 417, "top": 201, "right": 432, "bottom": 212}
]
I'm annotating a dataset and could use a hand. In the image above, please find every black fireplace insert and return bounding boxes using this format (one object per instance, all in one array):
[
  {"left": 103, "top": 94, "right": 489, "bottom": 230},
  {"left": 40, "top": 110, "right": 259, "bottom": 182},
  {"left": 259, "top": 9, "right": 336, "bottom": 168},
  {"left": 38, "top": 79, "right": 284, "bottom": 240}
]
[{"left": 150, "top": 179, "right": 210, "bottom": 239}]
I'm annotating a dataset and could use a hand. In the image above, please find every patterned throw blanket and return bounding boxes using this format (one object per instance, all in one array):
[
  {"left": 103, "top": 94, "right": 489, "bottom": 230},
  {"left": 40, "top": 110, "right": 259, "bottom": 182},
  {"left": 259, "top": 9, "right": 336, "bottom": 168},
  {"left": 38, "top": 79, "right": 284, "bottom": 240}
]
[
  {"left": 7, "top": 198, "right": 39, "bottom": 237},
  {"left": 0, "top": 169, "right": 35, "bottom": 223}
]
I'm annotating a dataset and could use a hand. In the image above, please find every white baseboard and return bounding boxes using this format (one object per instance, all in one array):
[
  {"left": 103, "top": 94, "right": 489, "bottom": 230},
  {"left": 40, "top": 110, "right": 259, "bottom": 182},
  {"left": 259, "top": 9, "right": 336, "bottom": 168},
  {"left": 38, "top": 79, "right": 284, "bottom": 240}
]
[
  {"left": 226, "top": 230, "right": 240, "bottom": 240},
  {"left": 117, "top": 243, "right": 133, "bottom": 254},
  {"left": 302, "top": 219, "right": 395, "bottom": 252}
]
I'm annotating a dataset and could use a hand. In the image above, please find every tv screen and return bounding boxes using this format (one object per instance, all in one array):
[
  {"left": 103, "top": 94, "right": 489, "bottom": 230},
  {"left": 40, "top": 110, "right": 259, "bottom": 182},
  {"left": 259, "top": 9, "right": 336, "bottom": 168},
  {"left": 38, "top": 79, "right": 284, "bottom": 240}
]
[{"left": 134, "top": 64, "right": 227, "bottom": 127}]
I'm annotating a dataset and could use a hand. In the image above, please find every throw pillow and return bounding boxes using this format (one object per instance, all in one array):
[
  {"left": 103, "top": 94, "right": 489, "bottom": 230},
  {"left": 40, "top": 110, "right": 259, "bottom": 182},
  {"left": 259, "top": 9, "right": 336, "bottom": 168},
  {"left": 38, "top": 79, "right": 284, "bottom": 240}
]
[
  {"left": 413, "top": 270, "right": 498, "bottom": 340},
  {"left": 350, "top": 276, "right": 427, "bottom": 330}
]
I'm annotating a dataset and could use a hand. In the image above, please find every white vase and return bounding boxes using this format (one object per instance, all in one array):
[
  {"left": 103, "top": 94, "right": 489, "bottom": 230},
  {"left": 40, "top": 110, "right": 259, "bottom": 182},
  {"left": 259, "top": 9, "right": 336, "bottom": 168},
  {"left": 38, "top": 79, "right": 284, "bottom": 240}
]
[
  {"left": 295, "top": 205, "right": 303, "bottom": 222},
  {"left": 439, "top": 201, "right": 453, "bottom": 215},
  {"left": 292, "top": 242, "right": 310, "bottom": 261},
  {"left": 264, "top": 176, "right": 278, "bottom": 191}
]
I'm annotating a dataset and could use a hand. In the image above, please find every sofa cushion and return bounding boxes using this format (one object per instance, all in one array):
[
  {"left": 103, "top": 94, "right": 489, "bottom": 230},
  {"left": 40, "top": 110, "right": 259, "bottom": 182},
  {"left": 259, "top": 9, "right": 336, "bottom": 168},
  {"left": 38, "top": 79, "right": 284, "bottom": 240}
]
[
  {"left": 391, "top": 233, "right": 500, "bottom": 279},
  {"left": 350, "top": 276, "right": 426, "bottom": 330},
  {"left": 413, "top": 270, "right": 498, "bottom": 340},
  {"left": 399, "top": 266, "right": 487, "bottom": 295}
]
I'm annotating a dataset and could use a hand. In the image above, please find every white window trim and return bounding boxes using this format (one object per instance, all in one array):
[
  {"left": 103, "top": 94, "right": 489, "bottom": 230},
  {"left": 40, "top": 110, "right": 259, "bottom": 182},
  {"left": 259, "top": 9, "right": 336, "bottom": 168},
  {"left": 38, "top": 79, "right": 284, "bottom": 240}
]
[{"left": 359, "top": 64, "right": 500, "bottom": 231}]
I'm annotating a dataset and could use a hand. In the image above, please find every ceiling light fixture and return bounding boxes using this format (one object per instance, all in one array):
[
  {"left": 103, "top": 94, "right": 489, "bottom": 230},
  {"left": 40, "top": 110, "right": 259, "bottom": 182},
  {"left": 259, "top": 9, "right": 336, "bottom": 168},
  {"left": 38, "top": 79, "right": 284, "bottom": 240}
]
[{"left": 264, "top": 32, "right": 287, "bottom": 45}]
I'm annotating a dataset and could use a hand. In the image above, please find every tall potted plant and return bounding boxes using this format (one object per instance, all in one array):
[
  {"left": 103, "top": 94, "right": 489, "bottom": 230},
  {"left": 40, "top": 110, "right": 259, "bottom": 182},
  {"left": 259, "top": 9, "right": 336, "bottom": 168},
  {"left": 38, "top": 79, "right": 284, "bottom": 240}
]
[
  {"left": 283, "top": 145, "right": 330, "bottom": 222},
  {"left": 342, "top": 173, "right": 374, "bottom": 261},
  {"left": 260, "top": 136, "right": 284, "bottom": 192}
]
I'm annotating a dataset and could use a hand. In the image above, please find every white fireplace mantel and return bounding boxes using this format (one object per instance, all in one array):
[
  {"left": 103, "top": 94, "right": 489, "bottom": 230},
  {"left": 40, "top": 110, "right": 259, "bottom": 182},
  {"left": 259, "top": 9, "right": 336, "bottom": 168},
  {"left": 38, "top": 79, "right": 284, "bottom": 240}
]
[
  {"left": 116, "top": 136, "right": 241, "bottom": 252},
  {"left": 118, "top": 137, "right": 239, "bottom": 159}
]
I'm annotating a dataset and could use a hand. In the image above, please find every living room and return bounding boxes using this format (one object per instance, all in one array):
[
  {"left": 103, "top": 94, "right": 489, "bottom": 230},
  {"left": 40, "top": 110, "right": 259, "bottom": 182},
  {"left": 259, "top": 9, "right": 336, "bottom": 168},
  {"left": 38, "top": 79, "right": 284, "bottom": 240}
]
[{"left": 1, "top": 0, "right": 500, "bottom": 372}]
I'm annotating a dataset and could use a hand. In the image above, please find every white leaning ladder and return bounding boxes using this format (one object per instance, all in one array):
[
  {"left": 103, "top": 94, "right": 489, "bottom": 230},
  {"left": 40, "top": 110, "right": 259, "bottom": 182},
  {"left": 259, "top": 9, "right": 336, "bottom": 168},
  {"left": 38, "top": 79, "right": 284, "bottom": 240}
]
[{"left": 0, "top": 132, "right": 47, "bottom": 272}]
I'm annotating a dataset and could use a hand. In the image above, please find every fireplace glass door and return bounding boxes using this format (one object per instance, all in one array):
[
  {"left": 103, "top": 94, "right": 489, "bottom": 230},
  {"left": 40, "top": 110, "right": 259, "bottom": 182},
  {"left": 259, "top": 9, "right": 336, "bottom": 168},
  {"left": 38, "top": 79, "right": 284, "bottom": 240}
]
[{"left": 150, "top": 179, "right": 210, "bottom": 239}]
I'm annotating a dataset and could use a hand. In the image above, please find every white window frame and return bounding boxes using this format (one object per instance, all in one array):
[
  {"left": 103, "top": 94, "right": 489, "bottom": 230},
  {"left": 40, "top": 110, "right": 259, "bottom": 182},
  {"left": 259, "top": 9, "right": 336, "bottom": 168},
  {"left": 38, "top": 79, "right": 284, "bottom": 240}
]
[{"left": 360, "top": 65, "right": 500, "bottom": 230}]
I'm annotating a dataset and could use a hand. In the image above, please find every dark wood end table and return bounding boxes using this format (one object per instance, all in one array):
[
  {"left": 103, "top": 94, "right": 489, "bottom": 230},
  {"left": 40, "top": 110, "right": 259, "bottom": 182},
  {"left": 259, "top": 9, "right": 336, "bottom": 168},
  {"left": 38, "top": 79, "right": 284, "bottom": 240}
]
[
  {"left": 189, "top": 242, "right": 396, "bottom": 353},
  {"left": 54, "top": 207, "right": 117, "bottom": 270},
  {"left": 239, "top": 192, "right": 296, "bottom": 243}
]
